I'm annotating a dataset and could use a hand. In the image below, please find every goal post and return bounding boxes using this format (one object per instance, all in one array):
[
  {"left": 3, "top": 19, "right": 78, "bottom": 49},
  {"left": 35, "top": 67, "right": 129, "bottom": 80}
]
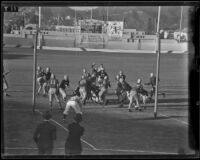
[
  {"left": 32, "top": 29, "right": 38, "bottom": 112},
  {"left": 154, "top": 6, "right": 161, "bottom": 118},
  {"left": 75, "top": 33, "right": 108, "bottom": 49}
]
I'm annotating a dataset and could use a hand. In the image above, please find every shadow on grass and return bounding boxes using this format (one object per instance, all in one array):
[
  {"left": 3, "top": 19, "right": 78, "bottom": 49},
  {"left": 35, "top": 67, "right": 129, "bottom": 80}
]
[
  {"left": 92, "top": 98, "right": 189, "bottom": 106},
  {"left": 131, "top": 115, "right": 187, "bottom": 121},
  {"left": 3, "top": 54, "right": 32, "bottom": 60}
]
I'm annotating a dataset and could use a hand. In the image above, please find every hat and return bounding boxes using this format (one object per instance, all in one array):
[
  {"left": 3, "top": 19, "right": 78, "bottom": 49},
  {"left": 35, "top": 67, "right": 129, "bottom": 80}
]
[
  {"left": 43, "top": 111, "right": 52, "bottom": 120},
  {"left": 74, "top": 113, "right": 82, "bottom": 123}
]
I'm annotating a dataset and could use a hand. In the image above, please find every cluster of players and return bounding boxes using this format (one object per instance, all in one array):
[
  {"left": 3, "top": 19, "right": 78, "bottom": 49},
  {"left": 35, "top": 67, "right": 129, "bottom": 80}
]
[{"left": 36, "top": 62, "right": 164, "bottom": 113}]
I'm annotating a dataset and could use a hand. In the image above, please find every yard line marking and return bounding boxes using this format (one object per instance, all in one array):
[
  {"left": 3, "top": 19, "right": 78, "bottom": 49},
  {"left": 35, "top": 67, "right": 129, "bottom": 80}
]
[
  {"left": 4, "top": 147, "right": 178, "bottom": 155},
  {"left": 159, "top": 113, "right": 189, "bottom": 126},
  {"left": 35, "top": 109, "right": 97, "bottom": 150}
]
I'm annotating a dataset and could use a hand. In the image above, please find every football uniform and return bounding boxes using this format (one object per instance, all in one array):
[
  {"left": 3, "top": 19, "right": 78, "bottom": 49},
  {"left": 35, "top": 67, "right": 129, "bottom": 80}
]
[
  {"left": 59, "top": 79, "right": 70, "bottom": 100},
  {"left": 63, "top": 96, "right": 83, "bottom": 116},
  {"left": 48, "top": 78, "right": 60, "bottom": 103},
  {"left": 42, "top": 71, "right": 52, "bottom": 95}
]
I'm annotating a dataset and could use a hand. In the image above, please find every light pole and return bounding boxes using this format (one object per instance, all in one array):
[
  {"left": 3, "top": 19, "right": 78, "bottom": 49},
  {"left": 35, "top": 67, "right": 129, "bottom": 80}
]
[
  {"left": 32, "top": 29, "right": 38, "bottom": 112},
  {"left": 179, "top": 6, "right": 183, "bottom": 43},
  {"left": 154, "top": 6, "right": 161, "bottom": 119},
  {"left": 38, "top": 6, "right": 41, "bottom": 48}
]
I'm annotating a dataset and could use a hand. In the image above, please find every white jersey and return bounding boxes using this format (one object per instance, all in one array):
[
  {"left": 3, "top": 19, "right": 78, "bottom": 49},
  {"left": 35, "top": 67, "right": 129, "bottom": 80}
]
[{"left": 63, "top": 96, "right": 82, "bottom": 115}]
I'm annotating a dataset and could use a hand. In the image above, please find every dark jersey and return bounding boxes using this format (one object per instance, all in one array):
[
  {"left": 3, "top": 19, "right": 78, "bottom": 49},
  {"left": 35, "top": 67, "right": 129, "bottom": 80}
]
[
  {"left": 121, "top": 81, "right": 132, "bottom": 92},
  {"left": 37, "top": 70, "right": 45, "bottom": 78},
  {"left": 59, "top": 79, "right": 69, "bottom": 89},
  {"left": 150, "top": 76, "right": 156, "bottom": 86},
  {"left": 45, "top": 72, "right": 52, "bottom": 81},
  {"left": 136, "top": 83, "right": 144, "bottom": 93},
  {"left": 98, "top": 70, "right": 108, "bottom": 79},
  {"left": 146, "top": 76, "right": 160, "bottom": 87},
  {"left": 65, "top": 122, "right": 84, "bottom": 155},
  {"left": 118, "top": 74, "right": 126, "bottom": 81},
  {"left": 91, "top": 68, "right": 97, "bottom": 76}
]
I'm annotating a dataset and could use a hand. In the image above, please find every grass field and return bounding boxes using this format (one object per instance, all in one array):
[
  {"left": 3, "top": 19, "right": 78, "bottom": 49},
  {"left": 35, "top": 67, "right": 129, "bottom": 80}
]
[
  {"left": 4, "top": 35, "right": 188, "bottom": 51},
  {"left": 2, "top": 47, "right": 195, "bottom": 156}
]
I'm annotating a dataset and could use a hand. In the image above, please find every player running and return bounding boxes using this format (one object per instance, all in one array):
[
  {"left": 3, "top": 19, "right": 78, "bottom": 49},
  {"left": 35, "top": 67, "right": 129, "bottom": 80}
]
[
  {"left": 48, "top": 74, "right": 62, "bottom": 111},
  {"left": 43, "top": 67, "right": 52, "bottom": 96},
  {"left": 90, "top": 62, "right": 98, "bottom": 77},
  {"left": 59, "top": 75, "right": 70, "bottom": 102},
  {"left": 115, "top": 75, "right": 125, "bottom": 105},
  {"left": 117, "top": 70, "right": 126, "bottom": 81},
  {"left": 97, "top": 67, "right": 108, "bottom": 80},
  {"left": 145, "top": 73, "right": 156, "bottom": 99},
  {"left": 119, "top": 78, "right": 141, "bottom": 111},
  {"left": 145, "top": 73, "right": 165, "bottom": 100},
  {"left": 78, "top": 75, "right": 88, "bottom": 105},
  {"left": 136, "top": 79, "right": 149, "bottom": 96},
  {"left": 36, "top": 66, "right": 45, "bottom": 95}
]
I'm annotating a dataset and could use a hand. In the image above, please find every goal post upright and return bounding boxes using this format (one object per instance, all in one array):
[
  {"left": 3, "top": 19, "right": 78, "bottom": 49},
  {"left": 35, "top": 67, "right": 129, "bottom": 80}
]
[
  {"left": 154, "top": 6, "right": 161, "bottom": 119},
  {"left": 32, "top": 29, "right": 38, "bottom": 112}
]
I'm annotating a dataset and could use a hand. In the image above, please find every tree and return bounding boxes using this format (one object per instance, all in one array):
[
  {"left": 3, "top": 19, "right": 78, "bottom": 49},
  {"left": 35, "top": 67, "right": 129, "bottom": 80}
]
[
  {"left": 29, "top": 14, "right": 38, "bottom": 24},
  {"left": 147, "top": 18, "right": 154, "bottom": 34}
]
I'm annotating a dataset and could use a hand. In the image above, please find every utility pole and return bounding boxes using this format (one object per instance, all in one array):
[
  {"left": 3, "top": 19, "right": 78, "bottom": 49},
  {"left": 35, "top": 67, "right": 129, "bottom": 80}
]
[
  {"left": 32, "top": 30, "right": 38, "bottom": 112},
  {"left": 154, "top": 6, "right": 161, "bottom": 119},
  {"left": 38, "top": 6, "right": 41, "bottom": 48}
]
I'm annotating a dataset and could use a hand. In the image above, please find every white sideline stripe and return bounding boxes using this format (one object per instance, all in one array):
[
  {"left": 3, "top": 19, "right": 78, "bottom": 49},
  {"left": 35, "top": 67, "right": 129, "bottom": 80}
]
[
  {"left": 35, "top": 109, "right": 97, "bottom": 150},
  {"left": 41, "top": 46, "right": 187, "bottom": 54},
  {"left": 4, "top": 147, "right": 178, "bottom": 155},
  {"left": 42, "top": 46, "right": 82, "bottom": 51},
  {"left": 159, "top": 113, "right": 189, "bottom": 126}
]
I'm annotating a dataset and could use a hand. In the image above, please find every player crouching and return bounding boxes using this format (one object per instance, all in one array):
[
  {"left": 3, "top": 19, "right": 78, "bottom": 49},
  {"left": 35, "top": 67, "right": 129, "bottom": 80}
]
[
  {"left": 48, "top": 74, "right": 63, "bottom": 111},
  {"left": 63, "top": 95, "right": 83, "bottom": 122},
  {"left": 59, "top": 75, "right": 70, "bottom": 102}
]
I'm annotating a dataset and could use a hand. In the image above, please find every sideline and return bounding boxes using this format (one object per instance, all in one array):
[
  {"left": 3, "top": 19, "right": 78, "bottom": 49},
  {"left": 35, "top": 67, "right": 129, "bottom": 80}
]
[
  {"left": 33, "top": 109, "right": 180, "bottom": 155},
  {"left": 4, "top": 147, "right": 178, "bottom": 155},
  {"left": 35, "top": 109, "right": 97, "bottom": 150}
]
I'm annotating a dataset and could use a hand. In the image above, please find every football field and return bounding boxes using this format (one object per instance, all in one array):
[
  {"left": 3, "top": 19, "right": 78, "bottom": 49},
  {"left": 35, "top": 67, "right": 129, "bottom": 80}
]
[{"left": 2, "top": 47, "right": 194, "bottom": 156}]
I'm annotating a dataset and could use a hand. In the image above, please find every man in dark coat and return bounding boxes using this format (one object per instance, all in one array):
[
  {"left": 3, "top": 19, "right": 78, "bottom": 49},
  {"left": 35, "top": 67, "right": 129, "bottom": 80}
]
[
  {"left": 33, "top": 111, "right": 56, "bottom": 155},
  {"left": 65, "top": 114, "right": 84, "bottom": 155}
]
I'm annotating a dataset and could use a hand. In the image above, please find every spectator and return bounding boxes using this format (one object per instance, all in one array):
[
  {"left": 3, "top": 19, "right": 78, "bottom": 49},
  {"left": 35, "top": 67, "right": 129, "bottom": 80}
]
[
  {"left": 33, "top": 111, "right": 56, "bottom": 155},
  {"left": 65, "top": 114, "right": 84, "bottom": 155},
  {"left": 3, "top": 66, "right": 10, "bottom": 97}
]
